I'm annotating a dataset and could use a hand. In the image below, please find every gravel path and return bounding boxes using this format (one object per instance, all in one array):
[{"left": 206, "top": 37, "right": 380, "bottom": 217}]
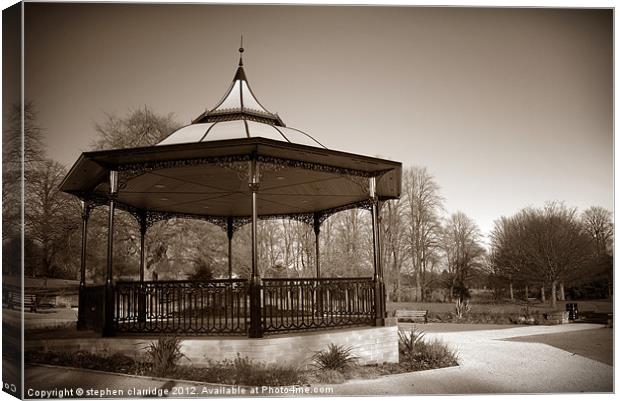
[{"left": 331, "top": 323, "right": 613, "bottom": 395}]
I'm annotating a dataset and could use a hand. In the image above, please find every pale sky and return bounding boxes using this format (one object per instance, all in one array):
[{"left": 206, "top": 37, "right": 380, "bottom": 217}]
[{"left": 23, "top": 4, "right": 612, "bottom": 237}]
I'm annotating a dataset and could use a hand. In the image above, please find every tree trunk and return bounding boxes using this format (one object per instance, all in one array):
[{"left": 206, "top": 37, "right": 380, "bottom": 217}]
[
  {"left": 415, "top": 270, "right": 422, "bottom": 302},
  {"left": 449, "top": 285, "right": 454, "bottom": 302},
  {"left": 559, "top": 282, "right": 565, "bottom": 301},
  {"left": 550, "top": 280, "right": 557, "bottom": 309},
  {"left": 420, "top": 251, "right": 428, "bottom": 302},
  {"left": 509, "top": 282, "right": 514, "bottom": 301},
  {"left": 524, "top": 284, "right": 529, "bottom": 301},
  {"left": 540, "top": 286, "right": 546, "bottom": 303},
  {"left": 395, "top": 268, "right": 401, "bottom": 302}
]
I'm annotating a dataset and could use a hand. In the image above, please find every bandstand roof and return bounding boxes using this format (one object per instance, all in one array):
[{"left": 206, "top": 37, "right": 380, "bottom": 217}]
[
  {"left": 60, "top": 47, "right": 402, "bottom": 228},
  {"left": 157, "top": 121, "right": 326, "bottom": 148}
]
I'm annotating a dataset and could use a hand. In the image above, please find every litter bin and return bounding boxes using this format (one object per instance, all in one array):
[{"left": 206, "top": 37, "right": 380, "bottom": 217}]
[{"left": 565, "top": 303, "right": 579, "bottom": 321}]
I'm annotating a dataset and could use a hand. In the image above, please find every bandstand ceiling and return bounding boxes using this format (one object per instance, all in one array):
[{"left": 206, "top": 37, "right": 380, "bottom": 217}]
[{"left": 60, "top": 138, "right": 401, "bottom": 219}]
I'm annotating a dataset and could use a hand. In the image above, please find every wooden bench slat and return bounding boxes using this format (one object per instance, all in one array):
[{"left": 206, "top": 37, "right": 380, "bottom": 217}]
[
  {"left": 395, "top": 311, "right": 427, "bottom": 316},
  {"left": 395, "top": 309, "right": 428, "bottom": 323},
  {"left": 7, "top": 291, "right": 38, "bottom": 312}
]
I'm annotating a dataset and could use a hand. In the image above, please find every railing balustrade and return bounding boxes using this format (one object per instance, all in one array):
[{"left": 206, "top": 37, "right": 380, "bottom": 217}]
[
  {"left": 105, "top": 277, "right": 375, "bottom": 336},
  {"left": 262, "top": 277, "right": 375, "bottom": 333},
  {"left": 114, "top": 279, "right": 249, "bottom": 335}
]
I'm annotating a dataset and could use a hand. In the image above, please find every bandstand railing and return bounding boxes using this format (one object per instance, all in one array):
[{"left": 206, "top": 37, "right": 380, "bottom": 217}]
[
  {"left": 262, "top": 277, "right": 375, "bottom": 333},
  {"left": 114, "top": 279, "right": 249, "bottom": 335},
  {"left": 80, "top": 277, "right": 377, "bottom": 337}
]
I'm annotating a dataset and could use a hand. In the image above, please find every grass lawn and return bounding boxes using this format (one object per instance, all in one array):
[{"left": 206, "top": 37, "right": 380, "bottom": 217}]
[
  {"left": 387, "top": 300, "right": 613, "bottom": 314},
  {"left": 398, "top": 322, "right": 518, "bottom": 333},
  {"left": 505, "top": 327, "right": 613, "bottom": 366}
]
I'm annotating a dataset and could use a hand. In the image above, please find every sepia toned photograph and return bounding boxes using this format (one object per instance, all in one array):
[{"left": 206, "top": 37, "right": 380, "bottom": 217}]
[{"left": 2, "top": 1, "right": 614, "bottom": 398}]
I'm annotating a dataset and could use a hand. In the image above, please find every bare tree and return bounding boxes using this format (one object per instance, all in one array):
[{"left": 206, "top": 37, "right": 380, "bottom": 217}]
[
  {"left": 3, "top": 101, "right": 46, "bottom": 169},
  {"left": 489, "top": 215, "right": 536, "bottom": 300},
  {"left": 381, "top": 198, "right": 409, "bottom": 301},
  {"left": 92, "top": 106, "right": 180, "bottom": 150},
  {"left": 581, "top": 206, "right": 613, "bottom": 298},
  {"left": 440, "top": 211, "right": 485, "bottom": 301},
  {"left": 581, "top": 207, "right": 613, "bottom": 257},
  {"left": 25, "top": 159, "right": 81, "bottom": 277},
  {"left": 402, "top": 167, "right": 443, "bottom": 301},
  {"left": 3, "top": 102, "right": 84, "bottom": 278},
  {"left": 319, "top": 209, "right": 373, "bottom": 278},
  {"left": 489, "top": 203, "right": 596, "bottom": 308},
  {"left": 3, "top": 102, "right": 47, "bottom": 275},
  {"left": 258, "top": 220, "right": 283, "bottom": 276},
  {"left": 86, "top": 107, "right": 193, "bottom": 281}
]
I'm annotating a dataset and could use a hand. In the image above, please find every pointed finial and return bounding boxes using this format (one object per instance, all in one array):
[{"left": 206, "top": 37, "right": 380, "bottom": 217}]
[{"left": 238, "top": 35, "right": 244, "bottom": 66}]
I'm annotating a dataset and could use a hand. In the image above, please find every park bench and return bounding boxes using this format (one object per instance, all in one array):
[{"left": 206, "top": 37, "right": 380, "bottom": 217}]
[
  {"left": 395, "top": 309, "right": 428, "bottom": 323},
  {"left": 7, "top": 292, "right": 38, "bottom": 313}
]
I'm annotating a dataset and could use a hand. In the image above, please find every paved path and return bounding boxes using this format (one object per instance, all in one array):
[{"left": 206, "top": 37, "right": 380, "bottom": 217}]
[
  {"left": 25, "top": 324, "right": 613, "bottom": 397},
  {"left": 331, "top": 323, "right": 613, "bottom": 394},
  {"left": 4, "top": 307, "right": 78, "bottom": 331},
  {"left": 25, "top": 365, "right": 250, "bottom": 398}
]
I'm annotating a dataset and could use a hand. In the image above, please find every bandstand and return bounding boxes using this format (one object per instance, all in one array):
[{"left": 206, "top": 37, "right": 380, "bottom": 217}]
[{"left": 60, "top": 46, "right": 402, "bottom": 345}]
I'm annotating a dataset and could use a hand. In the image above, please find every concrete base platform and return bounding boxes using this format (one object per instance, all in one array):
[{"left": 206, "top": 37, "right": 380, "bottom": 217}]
[{"left": 25, "top": 326, "right": 398, "bottom": 368}]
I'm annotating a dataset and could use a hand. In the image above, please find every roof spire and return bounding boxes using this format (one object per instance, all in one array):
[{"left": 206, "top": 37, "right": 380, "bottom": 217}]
[
  {"left": 191, "top": 39, "right": 285, "bottom": 127},
  {"left": 238, "top": 35, "right": 244, "bottom": 67}
]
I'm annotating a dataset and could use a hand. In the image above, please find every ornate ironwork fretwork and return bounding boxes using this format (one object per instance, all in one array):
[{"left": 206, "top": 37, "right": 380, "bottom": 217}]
[
  {"left": 72, "top": 190, "right": 375, "bottom": 233},
  {"left": 114, "top": 279, "right": 250, "bottom": 336},
  {"left": 71, "top": 191, "right": 147, "bottom": 227},
  {"left": 114, "top": 155, "right": 253, "bottom": 183},
  {"left": 255, "top": 154, "right": 390, "bottom": 179},
  {"left": 262, "top": 277, "right": 375, "bottom": 333},
  {"left": 110, "top": 277, "right": 375, "bottom": 336},
  {"left": 198, "top": 112, "right": 285, "bottom": 126},
  {"left": 108, "top": 153, "right": 392, "bottom": 184},
  {"left": 144, "top": 210, "right": 230, "bottom": 231},
  {"left": 81, "top": 200, "right": 95, "bottom": 220},
  {"left": 316, "top": 199, "right": 374, "bottom": 226}
]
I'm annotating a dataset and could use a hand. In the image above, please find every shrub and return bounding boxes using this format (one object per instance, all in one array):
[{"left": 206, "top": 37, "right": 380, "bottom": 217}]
[
  {"left": 145, "top": 336, "right": 185, "bottom": 377},
  {"left": 454, "top": 299, "right": 471, "bottom": 319},
  {"left": 230, "top": 355, "right": 305, "bottom": 386},
  {"left": 414, "top": 339, "right": 459, "bottom": 370},
  {"left": 177, "top": 355, "right": 306, "bottom": 386},
  {"left": 453, "top": 285, "right": 471, "bottom": 301},
  {"left": 310, "top": 369, "right": 346, "bottom": 384},
  {"left": 311, "top": 343, "right": 358, "bottom": 372},
  {"left": 510, "top": 305, "right": 544, "bottom": 325},
  {"left": 398, "top": 329, "right": 458, "bottom": 371},
  {"left": 189, "top": 256, "right": 214, "bottom": 281},
  {"left": 344, "top": 364, "right": 381, "bottom": 380},
  {"left": 398, "top": 328, "right": 425, "bottom": 369},
  {"left": 25, "top": 350, "right": 150, "bottom": 375}
]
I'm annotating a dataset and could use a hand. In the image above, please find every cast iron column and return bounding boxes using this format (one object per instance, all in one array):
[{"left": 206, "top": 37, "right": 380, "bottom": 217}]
[
  {"left": 77, "top": 201, "right": 91, "bottom": 330},
  {"left": 138, "top": 213, "right": 147, "bottom": 323},
  {"left": 248, "top": 157, "right": 263, "bottom": 338},
  {"left": 313, "top": 212, "right": 321, "bottom": 278},
  {"left": 103, "top": 170, "right": 118, "bottom": 337},
  {"left": 227, "top": 217, "right": 234, "bottom": 279},
  {"left": 370, "top": 176, "right": 386, "bottom": 326},
  {"left": 313, "top": 212, "right": 323, "bottom": 317}
]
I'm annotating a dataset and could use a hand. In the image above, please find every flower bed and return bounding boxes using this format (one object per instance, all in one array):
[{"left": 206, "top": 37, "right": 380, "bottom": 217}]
[
  {"left": 426, "top": 309, "right": 565, "bottom": 325},
  {"left": 25, "top": 332, "right": 459, "bottom": 386}
]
